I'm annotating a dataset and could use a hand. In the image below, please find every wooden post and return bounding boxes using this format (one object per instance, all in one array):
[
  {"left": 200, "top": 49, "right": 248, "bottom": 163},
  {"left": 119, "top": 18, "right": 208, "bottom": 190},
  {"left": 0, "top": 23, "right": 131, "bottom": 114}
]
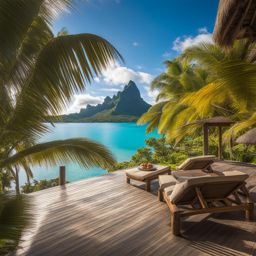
[
  {"left": 145, "top": 180, "right": 151, "bottom": 192},
  {"left": 59, "top": 166, "right": 66, "bottom": 186},
  {"left": 171, "top": 212, "right": 180, "bottom": 236},
  {"left": 245, "top": 203, "right": 254, "bottom": 221},
  {"left": 158, "top": 189, "right": 162, "bottom": 202},
  {"left": 218, "top": 126, "right": 222, "bottom": 160},
  {"left": 203, "top": 124, "right": 209, "bottom": 155}
]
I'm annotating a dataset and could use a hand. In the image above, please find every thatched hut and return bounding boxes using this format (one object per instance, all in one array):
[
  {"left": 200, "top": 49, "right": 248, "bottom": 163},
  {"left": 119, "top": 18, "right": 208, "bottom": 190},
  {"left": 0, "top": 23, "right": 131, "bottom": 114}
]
[
  {"left": 236, "top": 128, "right": 256, "bottom": 145},
  {"left": 213, "top": 0, "right": 256, "bottom": 46}
]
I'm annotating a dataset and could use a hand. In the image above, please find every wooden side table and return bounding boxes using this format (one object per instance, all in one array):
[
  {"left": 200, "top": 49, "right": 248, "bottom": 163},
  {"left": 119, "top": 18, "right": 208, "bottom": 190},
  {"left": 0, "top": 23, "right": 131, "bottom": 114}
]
[{"left": 125, "top": 165, "right": 171, "bottom": 192}]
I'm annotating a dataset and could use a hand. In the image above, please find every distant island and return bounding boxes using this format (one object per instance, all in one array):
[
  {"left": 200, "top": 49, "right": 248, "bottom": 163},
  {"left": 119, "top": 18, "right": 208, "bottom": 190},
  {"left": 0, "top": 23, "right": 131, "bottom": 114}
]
[{"left": 57, "top": 80, "right": 151, "bottom": 122}]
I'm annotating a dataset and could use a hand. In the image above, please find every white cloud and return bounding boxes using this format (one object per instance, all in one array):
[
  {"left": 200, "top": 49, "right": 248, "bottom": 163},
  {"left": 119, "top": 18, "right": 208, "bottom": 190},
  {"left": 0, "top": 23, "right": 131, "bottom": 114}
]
[
  {"left": 132, "top": 42, "right": 139, "bottom": 47},
  {"left": 143, "top": 86, "right": 159, "bottom": 104},
  {"left": 99, "top": 88, "right": 120, "bottom": 92},
  {"left": 94, "top": 77, "right": 100, "bottom": 83},
  {"left": 99, "top": 63, "right": 153, "bottom": 86},
  {"left": 172, "top": 28, "right": 213, "bottom": 52},
  {"left": 198, "top": 27, "right": 208, "bottom": 34},
  {"left": 66, "top": 94, "right": 104, "bottom": 114}
]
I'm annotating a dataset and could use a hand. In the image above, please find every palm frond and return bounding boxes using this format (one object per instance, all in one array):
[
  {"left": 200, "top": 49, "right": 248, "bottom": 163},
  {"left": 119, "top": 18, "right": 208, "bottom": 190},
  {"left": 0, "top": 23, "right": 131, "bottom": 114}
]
[
  {"left": 0, "top": 194, "right": 33, "bottom": 255},
  {"left": 0, "top": 138, "right": 116, "bottom": 170},
  {"left": 137, "top": 102, "right": 167, "bottom": 133},
  {"left": 182, "top": 43, "right": 225, "bottom": 69},
  {"left": 9, "top": 17, "right": 53, "bottom": 89},
  {"left": 163, "top": 107, "right": 200, "bottom": 143},
  {"left": 24, "top": 33, "right": 123, "bottom": 113},
  {"left": 216, "top": 60, "right": 256, "bottom": 111},
  {"left": 0, "top": 0, "right": 72, "bottom": 67},
  {"left": 3, "top": 34, "right": 123, "bottom": 140},
  {"left": 158, "top": 102, "right": 187, "bottom": 134},
  {"left": 180, "top": 82, "right": 227, "bottom": 117},
  {"left": 223, "top": 112, "right": 256, "bottom": 143}
]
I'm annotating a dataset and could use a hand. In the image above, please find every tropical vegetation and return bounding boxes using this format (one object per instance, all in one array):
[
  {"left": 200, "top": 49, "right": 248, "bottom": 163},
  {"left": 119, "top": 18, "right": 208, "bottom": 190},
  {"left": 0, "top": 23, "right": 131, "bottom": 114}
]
[
  {"left": 21, "top": 178, "right": 69, "bottom": 194},
  {"left": 110, "top": 136, "right": 256, "bottom": 173},
  {"left": 0, "top": 0, "right": 124, "bottom": 195},
  {"left": 139, "top": 39, "right": 256, "bottom": 147},
  {"left": 109, "top": 39, "right": 256, "bottom": 173},
  {"left": 0, "top": 0, "right": 123, "bottom": 253},
  {"left": 0, "top": 194, "right": 31, "bottom": 255}
]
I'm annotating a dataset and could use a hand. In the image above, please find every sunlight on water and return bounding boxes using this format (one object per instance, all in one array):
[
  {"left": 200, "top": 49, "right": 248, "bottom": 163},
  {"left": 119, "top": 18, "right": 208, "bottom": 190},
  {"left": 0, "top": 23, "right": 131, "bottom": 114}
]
[{"left": 19, "top": 123, "right": 158, "bottom": 185}]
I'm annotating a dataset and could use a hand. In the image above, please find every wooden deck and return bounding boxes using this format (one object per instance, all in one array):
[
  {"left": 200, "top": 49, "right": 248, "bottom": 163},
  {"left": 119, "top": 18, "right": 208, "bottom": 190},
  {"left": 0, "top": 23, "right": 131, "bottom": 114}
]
[{"left": 16, "top": 161, "right": 256, "bottom": 256}]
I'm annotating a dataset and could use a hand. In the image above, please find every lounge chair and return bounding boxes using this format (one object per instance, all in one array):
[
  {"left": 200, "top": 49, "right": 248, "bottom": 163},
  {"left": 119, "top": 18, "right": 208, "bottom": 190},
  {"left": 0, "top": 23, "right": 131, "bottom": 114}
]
[
  {"left": 158, "top": 155, "right": 216, "bottom": 200},
  {"left": 162, "top": 171, "right": 254, "bottom": 235},
  {"left": 177, "top": 155, "right": 216, "bottom": 171}
]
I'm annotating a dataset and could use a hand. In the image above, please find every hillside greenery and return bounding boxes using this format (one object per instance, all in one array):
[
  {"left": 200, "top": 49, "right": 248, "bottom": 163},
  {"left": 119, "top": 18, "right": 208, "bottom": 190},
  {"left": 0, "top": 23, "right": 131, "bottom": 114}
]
[{"left": 58, "top": 109, "right": 138, "bottom": 123}]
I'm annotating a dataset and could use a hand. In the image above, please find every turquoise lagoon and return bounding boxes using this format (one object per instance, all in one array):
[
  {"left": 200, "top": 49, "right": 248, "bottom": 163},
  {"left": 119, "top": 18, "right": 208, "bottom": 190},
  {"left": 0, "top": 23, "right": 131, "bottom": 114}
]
[{"left": 19, "top": 123, "right": 158, "bottom": 186}]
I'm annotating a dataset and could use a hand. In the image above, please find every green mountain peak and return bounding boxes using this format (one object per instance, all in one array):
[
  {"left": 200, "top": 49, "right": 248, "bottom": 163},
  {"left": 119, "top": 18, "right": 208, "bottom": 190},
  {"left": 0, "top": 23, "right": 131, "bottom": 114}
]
[{"left": 60, "top": 81, "right": 151, "bottom": 122}]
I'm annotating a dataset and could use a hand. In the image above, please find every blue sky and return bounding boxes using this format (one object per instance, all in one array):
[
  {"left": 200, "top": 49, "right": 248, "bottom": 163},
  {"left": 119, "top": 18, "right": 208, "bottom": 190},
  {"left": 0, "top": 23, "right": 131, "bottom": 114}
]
[{"left": 53, "top": 0, "right": 219, "bottom": 113}]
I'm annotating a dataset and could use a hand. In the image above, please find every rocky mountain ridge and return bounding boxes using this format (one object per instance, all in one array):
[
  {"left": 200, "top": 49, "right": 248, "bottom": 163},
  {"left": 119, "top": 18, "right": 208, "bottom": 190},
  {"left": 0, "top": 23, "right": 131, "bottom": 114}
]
[{"left": 60, "top": 80, "right": 151, "bottom": 122}]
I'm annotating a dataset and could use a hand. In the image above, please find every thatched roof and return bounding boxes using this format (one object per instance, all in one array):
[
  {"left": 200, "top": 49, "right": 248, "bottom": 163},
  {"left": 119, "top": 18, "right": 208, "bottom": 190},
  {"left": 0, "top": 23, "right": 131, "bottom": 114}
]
[
  {"left": 196, "top": 116, "right": 234, "bottom": 126},
  {"left": 236, "top": 128, "right": 256, "bottom": 144},
  {"left": 213, "top": 0, "right": 256, "bottom": 46}
]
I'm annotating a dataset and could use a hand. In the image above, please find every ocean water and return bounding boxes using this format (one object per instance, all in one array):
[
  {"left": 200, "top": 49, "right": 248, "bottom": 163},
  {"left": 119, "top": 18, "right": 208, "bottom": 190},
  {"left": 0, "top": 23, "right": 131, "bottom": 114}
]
[{"left": 19, "top": 123, "right": 158, "bottom": 185}]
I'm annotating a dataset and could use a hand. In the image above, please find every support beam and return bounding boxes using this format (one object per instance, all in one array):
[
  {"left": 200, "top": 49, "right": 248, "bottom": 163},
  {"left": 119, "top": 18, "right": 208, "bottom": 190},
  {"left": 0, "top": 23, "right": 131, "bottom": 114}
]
[
  {"left": 218, "top": 126, "right": 222, "bottom": 159},
  {"left": 195, "top": 187, "right": 208, "bottom": 209},
  {"left": 203, "top": 124, "right": 209, "bottom": 155},
  {"left": 59, "top": 166, "right": 66, "bottom": 186}
]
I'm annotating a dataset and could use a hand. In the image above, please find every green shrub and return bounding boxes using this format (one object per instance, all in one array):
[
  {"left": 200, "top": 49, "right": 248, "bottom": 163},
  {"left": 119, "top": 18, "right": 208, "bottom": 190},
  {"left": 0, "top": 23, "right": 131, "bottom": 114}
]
[
  {"left": 21, "top": 178, "right": 69, "bottom": 194},
  {"left": 109, "top": 136, "right": 256, "bottom": 172}
]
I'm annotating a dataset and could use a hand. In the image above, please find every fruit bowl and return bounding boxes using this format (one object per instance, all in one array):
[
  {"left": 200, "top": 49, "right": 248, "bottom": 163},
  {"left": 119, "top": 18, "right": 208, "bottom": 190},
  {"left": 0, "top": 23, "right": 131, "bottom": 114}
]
[{"left": 138, "top": 163, "right": 156, "bottom": 171}]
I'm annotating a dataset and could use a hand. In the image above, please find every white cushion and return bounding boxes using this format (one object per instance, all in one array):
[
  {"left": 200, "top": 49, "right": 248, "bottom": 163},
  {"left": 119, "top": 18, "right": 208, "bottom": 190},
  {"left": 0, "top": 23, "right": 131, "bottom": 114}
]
[
  {"left": 164, "top": 185, "right": 176, "bottom": 196},
  {"left": 177, "top": 155, "right": 216, "bottom": 170},
  {"left": 169, "top": 171, "right": 249, "bottom": 204}
]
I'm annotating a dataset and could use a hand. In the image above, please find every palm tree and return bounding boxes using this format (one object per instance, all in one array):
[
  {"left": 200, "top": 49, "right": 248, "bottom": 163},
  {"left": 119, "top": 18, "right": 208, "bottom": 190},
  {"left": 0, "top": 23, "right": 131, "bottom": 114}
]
[
  {"left": 0, "top": 0, "right": 123, "bottom": 194},
  {"left": 180, "top": 39, "right": 256, "bottom": 142},
  {"left": 138, "top": 59, "right": 208, "bottom": 141},
  {"left": 140, "top": 39, "right": 256, "bottom": 145}
]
